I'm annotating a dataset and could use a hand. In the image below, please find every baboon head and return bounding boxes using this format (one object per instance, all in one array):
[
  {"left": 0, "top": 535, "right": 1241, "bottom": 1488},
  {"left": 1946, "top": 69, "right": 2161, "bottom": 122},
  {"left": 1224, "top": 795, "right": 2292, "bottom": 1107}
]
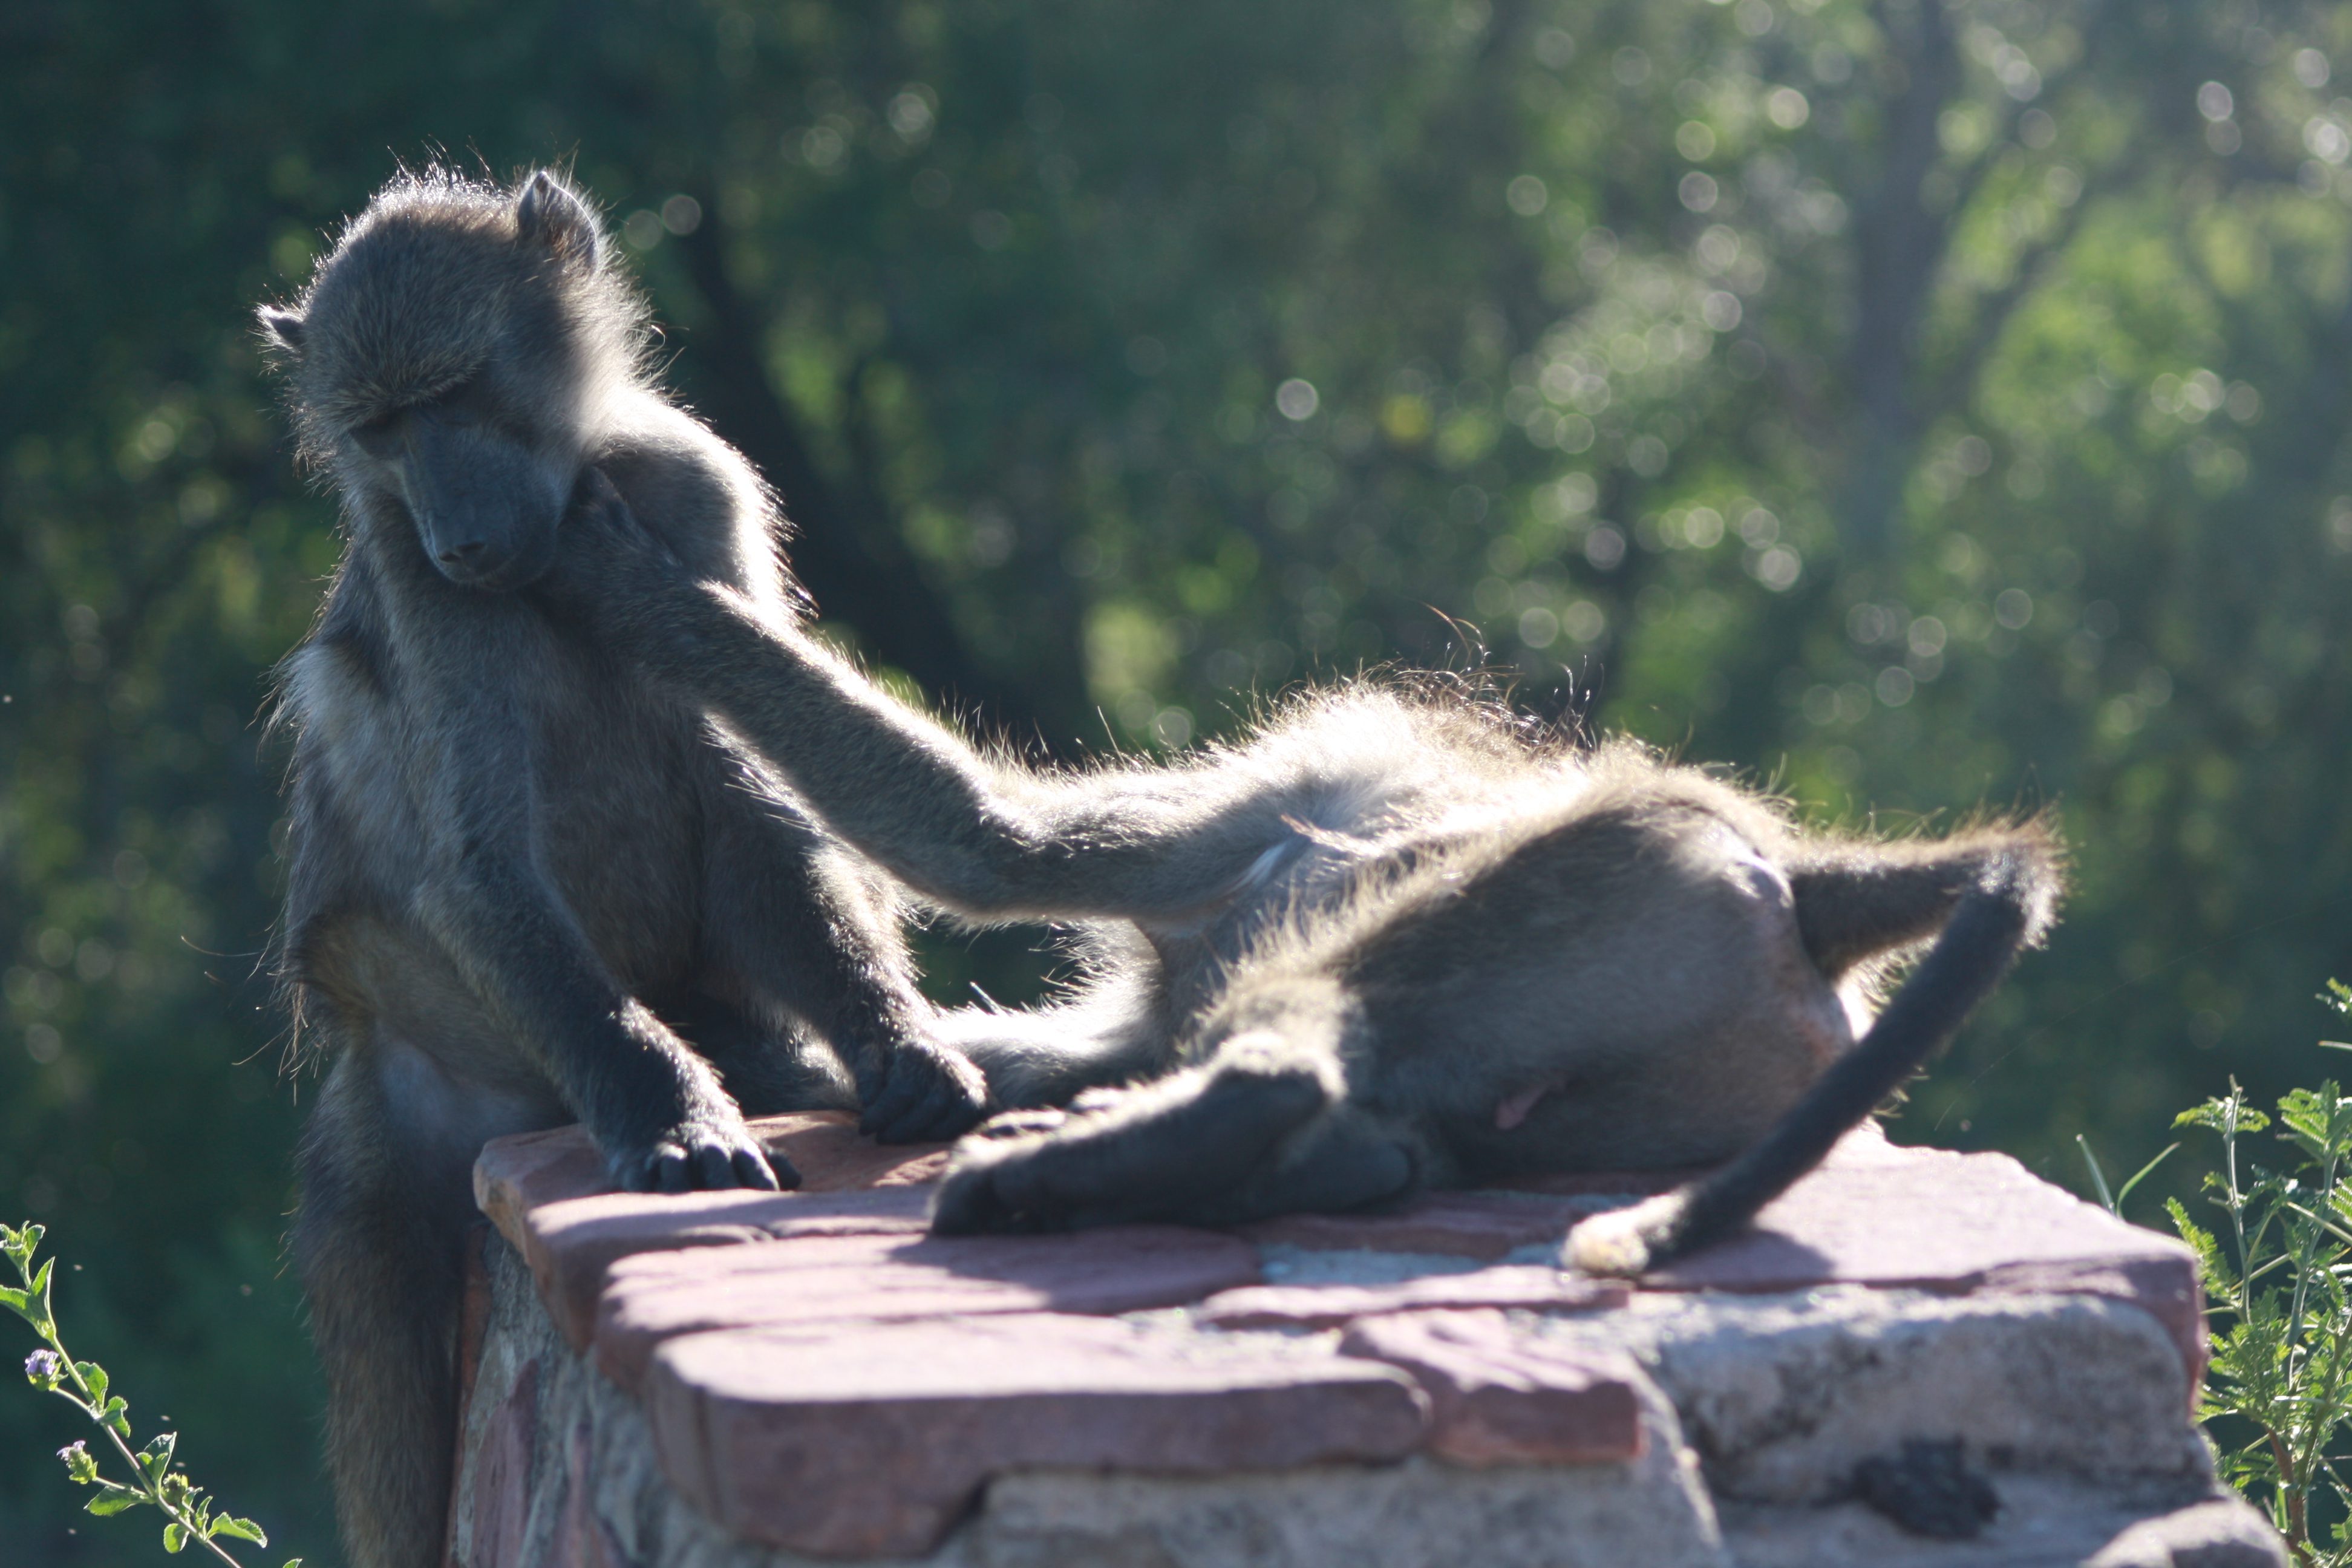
[{"left": 258, "top": 168, "right": 650, "bottom": 590}]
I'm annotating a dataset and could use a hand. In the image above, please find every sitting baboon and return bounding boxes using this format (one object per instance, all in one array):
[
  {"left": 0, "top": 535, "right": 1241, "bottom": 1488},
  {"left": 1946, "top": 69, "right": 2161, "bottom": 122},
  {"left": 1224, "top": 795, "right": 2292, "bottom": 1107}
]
[
  {"left": 256, "top": 169, "right": 985, "bottom": 1568},
  {"left": 540, "top": 470, "right": 2062, "bottom": 1276}
]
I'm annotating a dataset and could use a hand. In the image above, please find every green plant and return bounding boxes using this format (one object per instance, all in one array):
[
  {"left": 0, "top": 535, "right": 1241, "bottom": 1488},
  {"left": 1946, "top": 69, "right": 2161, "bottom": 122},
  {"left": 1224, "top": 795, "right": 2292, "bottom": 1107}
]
[
  {"left": 2, "top": 1221, "right": 298, "bottom": 1566},
  {"left": 2158, "top": 984, "right": 2352, "bottom": 1566}
]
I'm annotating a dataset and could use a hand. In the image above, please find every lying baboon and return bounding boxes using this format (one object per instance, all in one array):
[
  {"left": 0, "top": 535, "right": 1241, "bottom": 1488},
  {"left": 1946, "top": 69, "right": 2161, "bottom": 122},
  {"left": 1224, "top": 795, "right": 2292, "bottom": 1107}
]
[
  {"left": 256, "top": 169, "right": 984, "bottom": 1568},
  {"left": 541, "top": 470, "right": 2062, "bottom": 1276}
]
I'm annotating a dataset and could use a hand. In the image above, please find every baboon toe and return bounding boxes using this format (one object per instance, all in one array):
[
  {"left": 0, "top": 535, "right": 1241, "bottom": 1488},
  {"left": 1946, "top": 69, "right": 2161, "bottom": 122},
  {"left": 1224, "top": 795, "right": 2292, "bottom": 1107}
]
[
  {"left": 930, "top": 1143, "right": 1041, "bottom": 1234},
  {"left": 614, "top": 1120, "right": 786, "bottom": 1194},
  {"left": 861, "top": 1042, "right": 991, "bottom": 1144}
]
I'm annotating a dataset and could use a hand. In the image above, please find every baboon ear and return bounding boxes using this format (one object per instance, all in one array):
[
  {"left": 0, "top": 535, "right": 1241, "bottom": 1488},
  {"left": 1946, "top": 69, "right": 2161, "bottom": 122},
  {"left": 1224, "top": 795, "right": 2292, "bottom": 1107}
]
[
  {"left": 514, "top": 171, "right": 603, "bottom": 266},
  {"left": 256, "top": 305, "right": 307, "bottom": 358}
]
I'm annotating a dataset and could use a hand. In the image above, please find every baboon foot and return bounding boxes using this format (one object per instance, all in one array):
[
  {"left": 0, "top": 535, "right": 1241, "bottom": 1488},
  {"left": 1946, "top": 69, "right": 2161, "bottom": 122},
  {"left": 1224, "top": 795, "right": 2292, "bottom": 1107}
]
[
  {"left": 860, "top": 1040, "right": 991, "bottom": 1144},
  {"left": 612, "top": 1112, "right": 798, "bottom": 1194}
]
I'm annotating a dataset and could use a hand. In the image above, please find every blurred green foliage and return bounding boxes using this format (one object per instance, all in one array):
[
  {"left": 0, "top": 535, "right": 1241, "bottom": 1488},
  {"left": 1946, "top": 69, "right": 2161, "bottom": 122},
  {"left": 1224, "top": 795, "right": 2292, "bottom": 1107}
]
[{"left": 8, "top": 0, "right": 2352, "bottom": 1558}]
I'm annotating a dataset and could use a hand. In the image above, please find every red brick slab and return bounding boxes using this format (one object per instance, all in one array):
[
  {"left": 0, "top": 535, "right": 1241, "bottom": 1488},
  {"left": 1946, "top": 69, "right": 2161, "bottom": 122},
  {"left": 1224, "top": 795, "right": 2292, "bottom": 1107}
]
[
  {"left": 1243, "top": 1190, "right": 1593, "bottom": 1259},
  {"left": 1631, "top": 1146, "right": 2204, "bottom": 1379},
  {"left": 642, "top": 1313, "right": 1430, "bottom": 1558},
  {"left": 1198, "top": 1265, "right": 1627, "bottom": 1328},
  {"left": 1340, "top": 1309, "right": 1645, "bottom": 1465},
  {"left": 596, "top": 1226, "right": 1263, "bottom": 1393},
  {"left": 474, "top": 1115, "right": 947, "bottom": 1348},
  {"left": 475, "top": 1111, "right": 947, "bottom": 1228},
  {"left": 520, "top": 1188, "right": 936, "bottom": 1350}
]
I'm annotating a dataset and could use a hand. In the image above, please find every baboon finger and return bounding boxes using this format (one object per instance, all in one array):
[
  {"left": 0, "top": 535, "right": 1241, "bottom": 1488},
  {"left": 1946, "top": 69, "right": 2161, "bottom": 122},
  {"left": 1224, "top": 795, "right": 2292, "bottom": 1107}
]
[
  {"left": 974, "top": 1108, "right": 1070, "bottom": 1141},
  {"left": 618, "top": 1158, "right": 656, "bottom": 1194},
  {"left": 763, "top": 1148, "right": 804, "bottom": 1189},
  {"left": 859, "top": 1064, "right": 928, "bottom": 1140},
  {"left": 694, "top": 1144, "right": 736, "bottom": 1189},
  {"left": 883, "top": 1059, "right": 988, "bottom": 1143},
  {"left": 930, "top": 1148, "right": 1031, "bottom": 1234},
  {"left": 736, "top": 1148, "right": 785, "bottom": 1191},
  {"left": 656, "top": 1149, "right": 692, "bottom": 1194}
]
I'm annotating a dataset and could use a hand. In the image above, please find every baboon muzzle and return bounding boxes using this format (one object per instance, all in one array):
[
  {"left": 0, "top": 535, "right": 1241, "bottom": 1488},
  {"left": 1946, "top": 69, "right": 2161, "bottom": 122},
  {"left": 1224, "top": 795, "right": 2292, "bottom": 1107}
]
[{"left": 403, "top": 417, "right": 570, "bottom": 592}]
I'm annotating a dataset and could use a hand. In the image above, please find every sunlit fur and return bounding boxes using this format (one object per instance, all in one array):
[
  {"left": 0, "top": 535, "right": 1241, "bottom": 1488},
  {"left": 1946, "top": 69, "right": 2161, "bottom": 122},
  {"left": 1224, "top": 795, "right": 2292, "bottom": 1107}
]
[
  {"left": 543, "top": 481, "right": 2065, "bottom": 1267},
  {"left": 258, "top": 169, "right": 984, "bottom": 1568}
]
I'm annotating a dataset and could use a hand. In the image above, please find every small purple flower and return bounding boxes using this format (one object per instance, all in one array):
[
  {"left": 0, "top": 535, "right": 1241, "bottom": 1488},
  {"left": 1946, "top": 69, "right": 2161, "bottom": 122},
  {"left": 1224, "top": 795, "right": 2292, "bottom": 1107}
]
[
  {"left": 56, "top": 1438, "right": 96, "bottom": 1481},
  {"left": 25, "top": 1348, "right": 60, "bottom": 1382}
]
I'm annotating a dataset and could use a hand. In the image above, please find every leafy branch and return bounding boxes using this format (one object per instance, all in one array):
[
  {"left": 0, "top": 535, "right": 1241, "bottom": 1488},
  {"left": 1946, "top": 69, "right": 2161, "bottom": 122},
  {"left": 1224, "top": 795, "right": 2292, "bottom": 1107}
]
[
  {"left": 2163, "top": 983, "right": 2352, "bottom": 1565},
  {"left": 2, "top": 1222, "right": 296, "bottom": 1567}
]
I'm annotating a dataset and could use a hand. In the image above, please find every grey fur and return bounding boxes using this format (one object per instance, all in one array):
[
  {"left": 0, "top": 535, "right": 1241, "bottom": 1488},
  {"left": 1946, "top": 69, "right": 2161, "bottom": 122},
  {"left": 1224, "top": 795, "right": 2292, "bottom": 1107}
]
[
  {"left": 538, "top": 478, "right": 2063, "bottom": 1271},
  {"left": 259, "top": 168, "right": 985, "bottom": 1568}
]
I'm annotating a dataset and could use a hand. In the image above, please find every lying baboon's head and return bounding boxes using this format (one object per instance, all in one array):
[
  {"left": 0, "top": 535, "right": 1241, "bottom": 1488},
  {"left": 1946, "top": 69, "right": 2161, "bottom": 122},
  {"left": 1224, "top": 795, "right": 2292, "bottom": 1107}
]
[{"left": 258, "top": 167, "right": 649, "bottom": 590}]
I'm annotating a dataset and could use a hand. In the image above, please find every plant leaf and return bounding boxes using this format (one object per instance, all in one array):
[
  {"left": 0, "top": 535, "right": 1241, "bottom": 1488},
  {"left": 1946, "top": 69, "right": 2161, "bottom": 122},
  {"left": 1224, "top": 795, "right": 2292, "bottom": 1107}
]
[
  {"left": 163, "top": 1520, "right": 187, "bottom": 1553},
  {"left": 2115, "top": 1143, "right": 2181, "bottom": 1214},
  {"left": 27, "top": 1256, "right": 54, "bottom": 1332},
  {"left": 85, "top": 1489, "right": 147, "bottom": 1517},
  {"left": 137, "top": 1432, "right": 177, "bottom": 1485},
  {"left": 79, "top": 1362, "right": 107, "bottom": 1405},
  {"left": 212, "top": 1516, "right": 269, "bottom": 1546}
]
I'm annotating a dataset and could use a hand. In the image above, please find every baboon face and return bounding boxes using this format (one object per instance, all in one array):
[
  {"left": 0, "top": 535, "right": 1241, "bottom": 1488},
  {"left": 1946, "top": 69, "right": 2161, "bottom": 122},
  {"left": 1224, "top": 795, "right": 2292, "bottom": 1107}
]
[
  {"left": 344, "top": 368, "right": 576, "bottom": 591},
  {"left": 261, "top": 171, "right": 630, "bottom": 592}
]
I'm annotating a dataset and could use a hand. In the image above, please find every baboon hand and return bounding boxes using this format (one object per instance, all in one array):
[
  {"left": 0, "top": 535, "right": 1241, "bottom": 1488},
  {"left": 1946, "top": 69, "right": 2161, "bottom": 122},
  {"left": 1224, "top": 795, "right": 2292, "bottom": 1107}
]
[
  {"left": 858, "top": 1039, "right": 991, "bottom": 1145},
  {"left": 612, "top": 1113, "right": 800, "bottom": 1194},
  {"left": 540, "top": 466, "right": 684, "bottom": 621}
]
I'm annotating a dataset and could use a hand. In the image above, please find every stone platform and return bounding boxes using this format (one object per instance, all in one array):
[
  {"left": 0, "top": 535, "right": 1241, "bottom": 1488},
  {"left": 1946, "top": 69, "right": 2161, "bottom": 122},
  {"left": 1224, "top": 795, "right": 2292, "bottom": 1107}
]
[{"left": 445, "top": 1113, "right": 2285, "bottom": 1568}]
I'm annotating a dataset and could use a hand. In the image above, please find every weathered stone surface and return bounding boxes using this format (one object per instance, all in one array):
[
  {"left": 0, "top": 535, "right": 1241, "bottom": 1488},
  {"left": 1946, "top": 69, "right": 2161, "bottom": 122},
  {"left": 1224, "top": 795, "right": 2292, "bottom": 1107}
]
[
  {"left": 1198, "top": 1264, "right": 1624, "bottom": 1328},
  {"left": 1540, "top": 1287, "right": 2210, "bottom": 1504},
  {"left": 474, "top": 1116, "right": 943, "bottom": 1348},
  {"left": 1339, "top": 1308, "right": 1645, "bottom": 1465},
  {"left": 452, "top": 1230, "right": 2263, "bottom": 1568},
  {"left": 464, "top": 1356, "right": 539, "bottom": 1568},
  {"left": 596, "top": 1226, "right": 1263, "bottom": 1392},
  {"left": 1631, "top": 1146, "right": 2204, "bottom": 1383},
  {"left": 1722, "top": 1477, "right": 2287, "bottom": 1568},
  {"left": 978, "top": 1446, "right": 1727, "bottom": 1568},
  {"left": 642, "top": 1314, "right": 1432, "bottom": 1558}
]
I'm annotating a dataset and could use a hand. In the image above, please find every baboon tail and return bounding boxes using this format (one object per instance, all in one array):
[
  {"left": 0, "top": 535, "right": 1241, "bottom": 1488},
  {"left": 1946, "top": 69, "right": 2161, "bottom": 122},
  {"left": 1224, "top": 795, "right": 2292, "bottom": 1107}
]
[
  {"left": 1567, "top": 833, "right": 2059, "bottom": 1277},
  {"left": 296, "top": 1048, "right": 486, "bottom": 1568}
]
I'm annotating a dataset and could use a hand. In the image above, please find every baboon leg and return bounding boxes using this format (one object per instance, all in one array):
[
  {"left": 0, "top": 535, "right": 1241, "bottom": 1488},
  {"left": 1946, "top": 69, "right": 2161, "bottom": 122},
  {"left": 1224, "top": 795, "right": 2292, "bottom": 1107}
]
[
  {"left": 661, "top": 990, "right": 856, "bottom": 1123},
  {"left": 1570, "top": 838, "right": 2060, "bottom": 1276},
  {"left": 1206, "top": 1110, "right": 1420, "bottom": 1225},
  {"left": 933, "top": 952, "right": 1172, "bottom": 1112},
  {"left": 295, "top": 1048, "right": 496, "bottom": 1568},
  {"left": 699, "top": 760, "right": 987, "bottom": 1142},
  {"left": 930, "top": 1031, "right": 1342, "bottom": 1233}
]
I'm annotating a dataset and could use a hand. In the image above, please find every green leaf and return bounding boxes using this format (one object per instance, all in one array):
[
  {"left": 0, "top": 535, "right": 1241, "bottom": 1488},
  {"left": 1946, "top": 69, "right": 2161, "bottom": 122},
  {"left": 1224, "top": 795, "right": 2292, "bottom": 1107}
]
[
  {"left": 137, "top": 1432, "right": 178, "bottom": 1485},
  {"left": 27, "top": 1256, "right": 54, "bottom": 1333},
  {"left": 99, "top": 1394, "right": 130, "bottom": 1440},
  {"left": 212, "top": 1516, "right": 269, "bottom": 1546},
  {"left": 2078, "top": 1135, "right": 2117, "bottom": 1212},
  {"left": 2178, "top": 1099, "right": 2272, "bottom": 1135},
  {"left": 0, "top": 1283, "right": 27, "bottom": 1319},
  {"left": 79, "top": 1362, "right": 108, "bottom": 1406},
  {"left": 85, "top": 1489, "right": 147, "bottom": 1517},
  {"left": 2115, "top": 1143, "right": 2181, "bottom": 1214},
  {"left": 163, "top": 1520, "right": 187, "bottom": 1553}
]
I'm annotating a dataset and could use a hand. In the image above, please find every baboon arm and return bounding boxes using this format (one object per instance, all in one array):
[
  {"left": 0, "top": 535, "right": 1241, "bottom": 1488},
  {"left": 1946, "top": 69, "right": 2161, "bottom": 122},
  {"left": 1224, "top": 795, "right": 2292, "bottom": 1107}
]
[
  {"left": 398, "top": 710, "right": 751, "bottom": 1178},
  {"left": 573, "top": 540, "right": 1290, "bottom": 923}
]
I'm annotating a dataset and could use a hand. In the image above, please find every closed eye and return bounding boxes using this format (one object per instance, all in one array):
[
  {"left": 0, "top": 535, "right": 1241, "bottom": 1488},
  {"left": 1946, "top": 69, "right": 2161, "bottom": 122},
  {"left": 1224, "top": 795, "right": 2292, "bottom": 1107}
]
[{"left": 350, "top": 411, "right": 402, "bottom": 456}]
